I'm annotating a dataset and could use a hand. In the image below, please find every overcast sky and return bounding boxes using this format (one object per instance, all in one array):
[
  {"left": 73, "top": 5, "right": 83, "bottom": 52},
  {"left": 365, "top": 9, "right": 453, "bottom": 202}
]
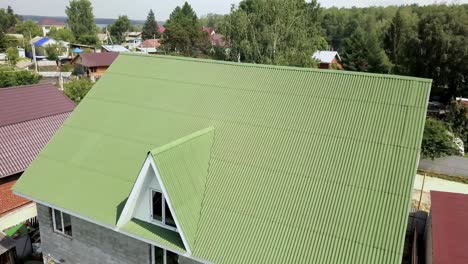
[{"left": 0, "top": 0, "right": 466, "bottom": 20}]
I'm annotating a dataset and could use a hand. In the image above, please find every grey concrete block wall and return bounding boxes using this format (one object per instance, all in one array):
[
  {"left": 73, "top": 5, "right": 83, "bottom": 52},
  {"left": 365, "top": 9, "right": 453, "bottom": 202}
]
[{"left": 37, "top": 204, "right": 151, "bottom": 264}]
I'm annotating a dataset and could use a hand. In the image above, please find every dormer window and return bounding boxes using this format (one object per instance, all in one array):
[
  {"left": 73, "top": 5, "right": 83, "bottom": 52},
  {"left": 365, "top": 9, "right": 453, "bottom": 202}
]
[{"left": 151, "top": 190, "right": 176, "bottom": 229}]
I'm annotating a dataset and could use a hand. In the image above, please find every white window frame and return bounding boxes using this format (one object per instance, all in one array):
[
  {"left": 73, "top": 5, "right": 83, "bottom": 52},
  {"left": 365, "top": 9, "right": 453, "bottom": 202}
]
[
  {"left": 150, "top": 189, "right": 178, "bottom": 232},
  {"left": 52, "top": 208, "right": 72, "bottom": 238},
  {"left": 151, "top": 245, "right": 181, "bottom": 264}
]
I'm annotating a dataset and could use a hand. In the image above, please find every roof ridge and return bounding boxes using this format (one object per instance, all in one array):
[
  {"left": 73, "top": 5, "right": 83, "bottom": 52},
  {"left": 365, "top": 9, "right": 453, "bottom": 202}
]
[
  {"left": 118, "top": 53, "right": 433, "bottom": 83},
  {"left": 150, "top": 127, "right": 215, "bottom": 156},
  {"left": 0, "top": 82, "right": 47, "bottom": 90}
]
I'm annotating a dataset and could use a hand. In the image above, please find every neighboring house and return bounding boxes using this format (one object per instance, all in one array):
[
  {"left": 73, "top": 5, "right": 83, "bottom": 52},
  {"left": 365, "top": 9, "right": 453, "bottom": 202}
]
[
  {"left": 101, "top": 44, "right": 130, "bottom": 53},
  {"left": 137, "top": 39, "right": 161, "bottom": 54},
  {"left": 158, "top": 25, "right": 166, "bottom": 35},
  {"left": 72, "top": 52, "right": 119, "bottom": 79},
  {"left": 33, "top": 37, "right": 69, "bottom": 59},
  {"left": 209, "top": 34, "right": 225, "bottom": 48},
  {"left": 0, "top": 84, "right": 75, "bottom": 233},
  {"left": 14, "top": 54, "right": 431, "bottom": 264},
  {"left": 97, "top": 33, "right": 109, "bottom": 44},
  {"left": 125, "top": 32, "right": 143, "bottom": 50},
  {"left": 37, "top": 18, "right": 66, "bottom": 37},
  {"left": 425, "top": 191, "right": 468, "bottom": 264},
  {"left": 312, "top": 50, "right": 343, "bottom": 70},
  {"left": 202, "top": 26, "right": 215, "bottom": 36}
]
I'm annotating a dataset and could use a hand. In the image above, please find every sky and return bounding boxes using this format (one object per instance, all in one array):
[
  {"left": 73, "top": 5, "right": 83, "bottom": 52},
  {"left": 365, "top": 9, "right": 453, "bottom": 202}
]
[{"left": 0, "top": 0, "right": 466, "bottom": 20}]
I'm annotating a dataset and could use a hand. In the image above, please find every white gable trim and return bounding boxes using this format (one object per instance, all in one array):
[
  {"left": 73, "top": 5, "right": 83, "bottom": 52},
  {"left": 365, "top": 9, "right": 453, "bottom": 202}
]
[
  {"left": 148, "top": 155, "right": 192, "bottom": 255},
  {"left": 116, "top": 153, "right": 192, "bottom": 254},
  {"left": 13, "top": 191, "right": 210, "bottom": 263},
  {"left": 116, "top": 156, "right": 152, "bottom": 227}
]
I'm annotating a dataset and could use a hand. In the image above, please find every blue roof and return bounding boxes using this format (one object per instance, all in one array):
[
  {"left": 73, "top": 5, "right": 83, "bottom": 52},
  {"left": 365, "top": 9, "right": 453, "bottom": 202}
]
[{"left": 34, "top": 37, "right": 50, "bottom": 47}]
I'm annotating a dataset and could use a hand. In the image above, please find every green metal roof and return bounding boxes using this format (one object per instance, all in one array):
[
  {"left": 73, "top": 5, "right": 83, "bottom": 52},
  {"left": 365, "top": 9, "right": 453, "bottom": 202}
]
[
  {"left": 151, "top": 127, "right": 214, "bottom": 251},
  {"left": 14, "top": 54, "right": 431, "bottom": 264},
  {"left": 121, "top": 218, "right": 185, "bottom": 252}
]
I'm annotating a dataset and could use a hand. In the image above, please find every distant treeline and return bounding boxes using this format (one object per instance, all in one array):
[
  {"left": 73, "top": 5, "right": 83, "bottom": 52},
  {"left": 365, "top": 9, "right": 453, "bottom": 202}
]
[{"left": 20, "top": 15, "right": 155, "bottom": 26}]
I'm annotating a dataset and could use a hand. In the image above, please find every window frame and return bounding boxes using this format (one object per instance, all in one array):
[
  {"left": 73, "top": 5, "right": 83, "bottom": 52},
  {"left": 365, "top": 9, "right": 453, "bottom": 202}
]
[
  {"left": 150, "top": 189, "right": 177, "bottom": 232},
  {"left": 51, "top": 208, "right": 72, "bottom": 238},
  {"left": 151, "top": 245, "right": 179, "bottom": 264}
]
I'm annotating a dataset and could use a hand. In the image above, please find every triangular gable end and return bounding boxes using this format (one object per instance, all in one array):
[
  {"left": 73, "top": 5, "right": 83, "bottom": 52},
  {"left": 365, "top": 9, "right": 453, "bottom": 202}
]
[{"left": 117, "top": 154, "right": 192, "bottom": 254}]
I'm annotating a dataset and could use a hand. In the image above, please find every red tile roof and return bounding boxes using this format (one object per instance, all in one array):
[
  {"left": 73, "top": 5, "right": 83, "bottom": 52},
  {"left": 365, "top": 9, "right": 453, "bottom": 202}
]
[
  {"left": 0, "top": 84, "right": 75, "bottom": 127},
  {"left": 140, "top": 39, "right": 161, "bottom": 48},
  {"left": 430, "top": 191, "right": 468, "bottom": 264},
  {"left": 0, "top": 84, "right": 75, "bottom": 177},
  {"left": 74, "top": 52, "right": 119, "bottom": 68},
  {"left": 38, "top": 18, "right": 66, "bottom": 27},
  {"left": 0, "top": 175, "right": 31, "bottom": 216}
]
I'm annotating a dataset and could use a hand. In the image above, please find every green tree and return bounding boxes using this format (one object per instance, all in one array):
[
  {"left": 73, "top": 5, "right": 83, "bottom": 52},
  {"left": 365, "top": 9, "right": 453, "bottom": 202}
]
[
  {"left": 342, "top": 17, "right": 392, "bottom": 73},
  {"left": 109, "top": 15, "right": 131, "bottom": 43},
  {"left": 15, "top": 19, "right": 42, "bottom": 37},
  {"left": 164, "top": 2, "right": 206, "bottom": 55},
  {"left": 0, "top": 6, "right": 17, "bottom": 32},
  {"left": 47, "top": 27, "right": 75, "bottom": 42},
  {"left": 421, "top": 118, "right": 459, "bottom": 160},
  {"left": 63, "top": 79, "right": 93, "bottom": 104},
  {"left": 45, "top": 43, "right": 66, "bottom": 61},
  {"left": 222, "top": 0, "right": 326, "bottom": 67},
  {"left": 0, "top": 70, "right": 41, "bottom": 88},
  {"left": 444, "top": 100, "right": 468, "bottom": 152},
  {"left": 142, "top": 9, "right": 159, "bottom": 40},
  {"left": 6, "top": 47, "right": 19, "bottom": 67},
  {"left": 408, "top": 6, "right": 468, "bottom": 103},
  {"left": 66, "top": 0, "right": 98, "bottom": 45}
]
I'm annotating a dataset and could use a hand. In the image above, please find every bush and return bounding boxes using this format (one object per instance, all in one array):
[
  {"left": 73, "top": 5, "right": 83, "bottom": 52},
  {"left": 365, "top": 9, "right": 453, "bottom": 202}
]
[
  {"left": 0, "top": 70, "right": 41, "bottom": 88},
  {"left": 421, "top": 118, "right": 459, "bottom": 160},
  {"left": 5, "top": 47, "right": 19, "bottom": 67},
  {"left": 63, "top": 79, "right": 93, "bottom": 104},
  {"left": 61, "top": 63, "right": 73, "bottom": 72}
]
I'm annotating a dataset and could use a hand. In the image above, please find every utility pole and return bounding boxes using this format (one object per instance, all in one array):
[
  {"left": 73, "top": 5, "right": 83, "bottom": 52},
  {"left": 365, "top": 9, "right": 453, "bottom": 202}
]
[{"left": 30, "top": 32, "right": 38, "bottom": 73}]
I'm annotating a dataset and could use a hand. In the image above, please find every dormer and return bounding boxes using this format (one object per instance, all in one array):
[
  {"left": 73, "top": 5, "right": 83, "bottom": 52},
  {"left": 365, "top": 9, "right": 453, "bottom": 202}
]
[{"left": 117, "top": 127, "right": 215, "bottom": 255}]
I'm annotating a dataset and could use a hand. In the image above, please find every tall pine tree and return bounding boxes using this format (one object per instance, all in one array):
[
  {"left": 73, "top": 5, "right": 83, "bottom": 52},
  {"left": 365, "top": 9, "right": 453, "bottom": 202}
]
[{"left": 142, "top": 9, "right": 159, "bottom": 40}]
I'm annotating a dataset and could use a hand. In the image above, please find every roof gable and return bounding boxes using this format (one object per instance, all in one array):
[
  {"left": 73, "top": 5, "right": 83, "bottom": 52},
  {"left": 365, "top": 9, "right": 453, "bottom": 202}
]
[
  {"left": 151, "top": 127, "right": 214, "bottom": 251},
  {"left": 14, "top": 54, "right": 431, "bottom": 264},
  {"left": 38, "top": 18, "right": 66, "bottom": 27},
  {"left": 312, "top": 50, "right": 341, "bottom": 64},
  {"left": 74, "top": 52, "right": 119, "bottom": 68}
]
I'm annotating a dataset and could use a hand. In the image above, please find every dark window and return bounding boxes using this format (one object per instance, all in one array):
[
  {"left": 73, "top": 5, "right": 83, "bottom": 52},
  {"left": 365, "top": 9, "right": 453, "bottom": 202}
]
[
  {"left": 153, "top": 246, "right": 164, "bottom": 264},
  {"left": 165, "top": 202, "right": 176, "bottom": 228},
  {"left": 166, "top": 250, "right": 179, "bottom": 264},
  {"left": 52, "top": 209, "right": 72, "bottom": 237},
  {"left": 53, "top": 209, "right": 63, "bottom": 232},
  {"left": 152, "top": 191, "right": 163, "bottom": 222},
  {"left": 63, "top": 212, "right": 73, "bottom": 236}
]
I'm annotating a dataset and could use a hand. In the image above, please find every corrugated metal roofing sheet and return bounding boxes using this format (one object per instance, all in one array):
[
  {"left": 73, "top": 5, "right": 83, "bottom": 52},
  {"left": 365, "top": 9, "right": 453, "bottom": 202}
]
[
  {"left": 14, "top": 54, "right": 431, "bottom": 264},
  {"left": 151, "top": 127, "right": 214, "bottom": 251},
  {"left": 430, "top": 191, "right": 468, "bottom": 264},
  {"left": 0, "top": 84, "right": 75, "bottom": 127},
  {"left": 0, "top": 112, "right": 72, "bottom": 177},
  {"left": 76, "top": 52, "right": 119, "bottom": 68}
]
